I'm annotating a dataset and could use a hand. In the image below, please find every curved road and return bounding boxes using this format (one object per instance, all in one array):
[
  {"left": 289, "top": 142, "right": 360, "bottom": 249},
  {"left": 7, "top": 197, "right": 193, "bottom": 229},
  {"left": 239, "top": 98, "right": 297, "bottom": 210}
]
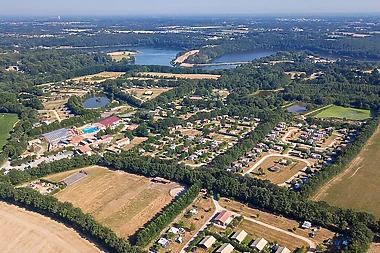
[{"left": 243, "top": 153, "right": 311, "bottom": 176}]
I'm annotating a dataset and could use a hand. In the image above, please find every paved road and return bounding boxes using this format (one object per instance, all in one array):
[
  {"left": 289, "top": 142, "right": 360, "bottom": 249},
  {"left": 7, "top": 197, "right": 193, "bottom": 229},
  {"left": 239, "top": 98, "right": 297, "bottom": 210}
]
[
  {"left": 243, "top": 153, "right": 311, "bottom": 176},
  {"left": 2, "top": 151, "right": 74, "bottom": 171}
]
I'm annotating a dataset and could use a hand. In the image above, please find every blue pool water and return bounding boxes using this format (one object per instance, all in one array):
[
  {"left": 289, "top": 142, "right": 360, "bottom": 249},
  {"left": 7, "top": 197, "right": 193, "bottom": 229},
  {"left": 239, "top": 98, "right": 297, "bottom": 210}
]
[{"left": 82, "top": 126, "right": 98, "bottom": 134}]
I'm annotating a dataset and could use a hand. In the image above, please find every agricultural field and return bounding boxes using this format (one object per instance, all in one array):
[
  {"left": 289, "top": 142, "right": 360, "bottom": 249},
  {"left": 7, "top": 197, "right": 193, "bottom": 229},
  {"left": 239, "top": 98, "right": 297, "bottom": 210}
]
[
  {"left": 50, "top": 166, "right": 183, "bottom": 239},
  {"left": 107, "top": 51, "right": 138, "bottom": 62},
  {"left": 314, "top": 125, "right": 380, "bottom": 218},
  {"left": 314, "top": 105, "right": 372, "bottom": 121},
  {"left": 0, "top": 201, "right": 102, "bottom": 253},
  {"left": 219, "top": 198, "right": 335, "bottom": 248},
  {"left": 0, "top": 113, "right": 18, "bottom": 149},
  {"left": 250, "top": 156, "right": 308, "bottom": 184},
  {"left": 137, "top": 72, "right": 220, "bottom": 80},
  {"left": 123, "top": 87, "right": 172, "bottom": 101},
  {"left": 70, "top": 71, "right": 126, "bottom": 84}
]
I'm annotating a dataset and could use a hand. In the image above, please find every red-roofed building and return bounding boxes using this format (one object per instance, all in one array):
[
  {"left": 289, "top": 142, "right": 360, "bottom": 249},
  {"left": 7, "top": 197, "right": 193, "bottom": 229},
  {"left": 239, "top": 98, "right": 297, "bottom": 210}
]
[
  {"left": 97, "top": 116, "right": 120, "bottom": 129},
  {"left": 214, "top": 210, "right": 233, "bottom": 227},
  {"left": 77, "top": 145, "right": 92, "bottom": 155}
]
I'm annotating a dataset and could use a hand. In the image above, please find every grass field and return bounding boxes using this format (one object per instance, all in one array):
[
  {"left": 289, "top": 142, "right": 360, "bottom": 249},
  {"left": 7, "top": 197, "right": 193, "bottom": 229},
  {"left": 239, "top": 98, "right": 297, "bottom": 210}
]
[
  {"left": 314, "top": 124, "right": 380, "bottom": 218},
  {"left": 0, "top": 201, "right": 102, "bottom": 252},
  {"left": 0, "top": 114, "right": 18, "bottom": 150},
  {"left": 48, "top": 166, "right": 182, "bottom": 239},
  {"left": 251, "top": 156, "right": 308, "bottom": 184},
  {"left": 314, "top": 105, "right": 372, "bottom": 120}
]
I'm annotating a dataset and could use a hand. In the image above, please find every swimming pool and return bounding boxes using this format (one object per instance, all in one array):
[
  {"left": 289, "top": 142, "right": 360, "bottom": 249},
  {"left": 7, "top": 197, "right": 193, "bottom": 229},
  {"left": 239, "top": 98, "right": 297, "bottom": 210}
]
[{"left": 81, "top": 126, "right": 98, "bottom": 134}]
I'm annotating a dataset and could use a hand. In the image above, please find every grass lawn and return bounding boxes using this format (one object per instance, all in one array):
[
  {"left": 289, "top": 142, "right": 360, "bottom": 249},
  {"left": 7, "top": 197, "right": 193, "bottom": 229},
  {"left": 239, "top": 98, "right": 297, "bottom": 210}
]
[
  {"left": 314, "top": 125, "right": 380, "bottom": 218},
  {"left": 314, "top": 105, "right": 372, "bottom": 120},
  {"left": 0, "top": 114, "right": 18, "bottom": 149}
]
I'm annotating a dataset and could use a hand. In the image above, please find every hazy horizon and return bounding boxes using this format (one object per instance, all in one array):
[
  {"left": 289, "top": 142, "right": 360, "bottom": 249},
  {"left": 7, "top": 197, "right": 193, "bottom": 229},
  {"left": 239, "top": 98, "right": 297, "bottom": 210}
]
[{"left": 2, "top": 0, "right": 380, "bottom": 16}]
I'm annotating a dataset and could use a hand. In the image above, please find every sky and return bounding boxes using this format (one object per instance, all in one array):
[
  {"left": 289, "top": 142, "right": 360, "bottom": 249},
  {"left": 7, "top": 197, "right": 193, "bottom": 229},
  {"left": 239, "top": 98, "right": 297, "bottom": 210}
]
[{"left": 2, "top": 0, "right": 380, "bottom": 16}]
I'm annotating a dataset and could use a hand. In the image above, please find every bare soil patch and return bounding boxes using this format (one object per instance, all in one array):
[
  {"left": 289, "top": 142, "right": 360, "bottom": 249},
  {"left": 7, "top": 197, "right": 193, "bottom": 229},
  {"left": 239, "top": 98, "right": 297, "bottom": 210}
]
[
  {"left": 123, "top": 87, "right": 172, "bottom": 101},
  {"left": 70, "top": 72, "right": 125, "bottom": 84},
  {"left": 53, "top": 166, "right": 180, "bottom": 239},
  {"left": 173, "top": 50, "right": 200, "bottom": 64},
  {"left": 138, "top": 72, "right": 220, "bottom": 80},
  {"left": 0, "top": 201, "right": 102, "bottom": 253}
]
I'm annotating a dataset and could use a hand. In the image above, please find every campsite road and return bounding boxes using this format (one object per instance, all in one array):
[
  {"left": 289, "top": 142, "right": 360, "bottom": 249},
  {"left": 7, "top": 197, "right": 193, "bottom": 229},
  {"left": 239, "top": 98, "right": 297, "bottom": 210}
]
[{"left": 181, "top": 195, "right": 317, "bottom": 253}]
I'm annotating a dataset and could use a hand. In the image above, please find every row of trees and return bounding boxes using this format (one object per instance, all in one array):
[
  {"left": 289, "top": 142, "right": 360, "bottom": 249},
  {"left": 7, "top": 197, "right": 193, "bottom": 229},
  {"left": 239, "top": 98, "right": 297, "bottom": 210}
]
[
  {"left": 135, "top": 183, "right": 201, "bottom": 246},
  {"left": 0, "top": 182, "right": 143, "bottom": 253}
]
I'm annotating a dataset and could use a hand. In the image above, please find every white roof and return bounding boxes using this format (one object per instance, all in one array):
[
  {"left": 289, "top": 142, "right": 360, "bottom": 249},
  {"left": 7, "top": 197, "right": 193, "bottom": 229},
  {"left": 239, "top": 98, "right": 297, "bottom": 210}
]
[
  {"left": 199, "top": 235, "right": 216, "bottom": 248},
  {"left": 216, "top": 243, "right": 234, "bottom": 253},
  {"left": 168, "top": 227, "right": 179, "bottom": 234},
  {"left": 231, "top": 230, "right": 248, "bottom": 242},
  {"left": 251, "top": 238, "right": 268, "bottom": 251},
  {"left": 276, "top": 246, "right": 291, "bottom": 253}
]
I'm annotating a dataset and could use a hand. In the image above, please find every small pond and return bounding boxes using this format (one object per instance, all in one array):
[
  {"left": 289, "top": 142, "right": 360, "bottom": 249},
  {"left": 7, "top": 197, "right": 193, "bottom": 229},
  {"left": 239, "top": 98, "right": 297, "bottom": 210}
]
[
  {"left": 83, "top": 95, "right": 110, "bottom": 109},
  {"left": 286, "top": 103, "right": 308, "bottom": 113}
]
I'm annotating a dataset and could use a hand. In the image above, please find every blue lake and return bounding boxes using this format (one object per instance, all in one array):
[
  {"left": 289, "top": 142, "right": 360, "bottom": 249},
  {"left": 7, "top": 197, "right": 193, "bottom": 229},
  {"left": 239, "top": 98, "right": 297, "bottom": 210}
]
[{"left": 83, "top": 96, "right": 110, "bottom": 109}]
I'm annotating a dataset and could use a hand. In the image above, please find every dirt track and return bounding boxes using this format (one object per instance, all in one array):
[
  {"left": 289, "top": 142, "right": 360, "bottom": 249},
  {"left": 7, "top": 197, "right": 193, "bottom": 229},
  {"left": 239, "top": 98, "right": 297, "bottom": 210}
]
[{"left": 0, "top": 201, "right": 103, "bottom": 253}]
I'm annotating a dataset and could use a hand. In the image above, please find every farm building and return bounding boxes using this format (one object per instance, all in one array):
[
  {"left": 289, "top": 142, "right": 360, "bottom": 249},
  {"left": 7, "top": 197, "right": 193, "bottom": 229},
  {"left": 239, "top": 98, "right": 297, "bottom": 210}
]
[
  {"left": 41, "top": 128, "right": 73, "bottom": 145},
  {"left": 250, "top": 238, "right": 268, "bottom": 252},
  {"left": 152, "top": 177, "right": 171, "bottom": 184},
  {"left": 216, "top": 243, "right": 234, "bottom": 253},
  {"left": 214, "top": 210, "right": 233, "bottom": 227},
  {"left": 97, "top": 116, "right": 120, "bottom": 129},
  {"left": 230, "top": 230, "right": 247, "bottom": 243},
  {"left": 199, "top": 235, "right": 216, "bottom": 249},
  {"left": 61, "top": 170, "right": 88, "bottom": 186},
  {"left": 275, "top": 246, "right": 291, "bottom": 253}
]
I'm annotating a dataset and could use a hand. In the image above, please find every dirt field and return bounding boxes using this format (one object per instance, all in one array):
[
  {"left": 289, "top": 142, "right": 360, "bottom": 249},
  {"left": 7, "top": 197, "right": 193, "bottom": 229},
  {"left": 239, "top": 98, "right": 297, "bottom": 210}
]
[
  {"left": 70, "top": 72, "right": 125, "bottom": 84},
  {"left": 180, "top": 128, "right": 203, "bottom": 137},
  {"left": 251, "top": 156, "right": 308, "bottom": 184},
  {"left": 0, "top": 201, "right": 103, "bottom": 253},
  {"left": 122, "top": 137, "right": 148, "bottom": 151},
  {"left": 52, "top": 166, "right": 183, "bottom": 239},
  {"left": 137, "top": 72, "right": 220, "bottom": 80},
  {"left": 124, "top": 87, "right": 172, "bottom": 101},
  {"left": 107, "top": 51, "right": 138, "bottom": 62},
  {"left": 172, "top": 50, "right": 200, "bottom": 65},
  {"left": 219, "top": 198, "right": 335, "bottom": 247},
  {"left": 314, "top": 124, "right": 380, "bottom": 218}
]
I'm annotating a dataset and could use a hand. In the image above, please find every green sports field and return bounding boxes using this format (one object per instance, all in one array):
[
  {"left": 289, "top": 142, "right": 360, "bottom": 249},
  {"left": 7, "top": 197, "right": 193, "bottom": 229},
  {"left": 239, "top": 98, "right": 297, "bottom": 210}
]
[
  {"left": 0, "top": 114, "right": 18, "bottom": 150},
  {"left": 314, "top": 105, "right": 372, "bottom": 120}
]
